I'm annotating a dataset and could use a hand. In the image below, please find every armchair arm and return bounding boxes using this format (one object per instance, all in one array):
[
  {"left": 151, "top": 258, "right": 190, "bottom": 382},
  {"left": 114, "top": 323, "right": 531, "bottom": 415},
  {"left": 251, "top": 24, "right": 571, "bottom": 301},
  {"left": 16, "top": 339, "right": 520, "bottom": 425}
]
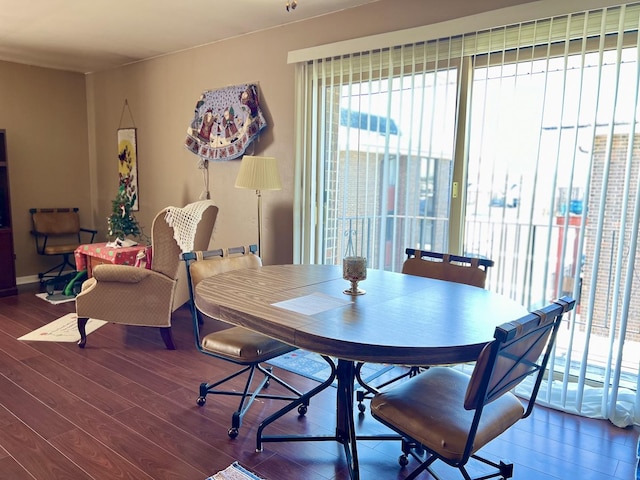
[
  {"left": 76, "top": 265, "right": 177, "bottom": 328},
  {"left": 91, "top": 264, "right": 163, "bottom": 283}
]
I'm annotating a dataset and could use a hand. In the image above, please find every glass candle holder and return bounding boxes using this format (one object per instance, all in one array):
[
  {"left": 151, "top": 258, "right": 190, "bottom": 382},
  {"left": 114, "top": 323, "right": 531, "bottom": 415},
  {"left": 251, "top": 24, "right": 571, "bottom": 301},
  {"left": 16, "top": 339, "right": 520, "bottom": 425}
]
[{"left": 343, "top": 256, "right": 367, "bottom": 295}]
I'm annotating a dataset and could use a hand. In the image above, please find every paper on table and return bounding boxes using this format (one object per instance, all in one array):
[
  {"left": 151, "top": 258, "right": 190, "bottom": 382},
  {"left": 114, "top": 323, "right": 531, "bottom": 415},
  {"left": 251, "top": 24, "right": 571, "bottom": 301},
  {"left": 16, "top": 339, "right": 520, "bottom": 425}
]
[{"left": 272, "top": 292, "right": 351, "bottom": 315}]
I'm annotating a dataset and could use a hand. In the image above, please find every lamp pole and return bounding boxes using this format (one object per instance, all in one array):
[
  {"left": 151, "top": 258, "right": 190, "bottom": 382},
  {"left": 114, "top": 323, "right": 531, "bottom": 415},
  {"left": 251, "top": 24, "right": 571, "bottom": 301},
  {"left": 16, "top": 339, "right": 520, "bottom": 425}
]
[{"left": 256, "top": 188, "right": 263, "bottom": 256}]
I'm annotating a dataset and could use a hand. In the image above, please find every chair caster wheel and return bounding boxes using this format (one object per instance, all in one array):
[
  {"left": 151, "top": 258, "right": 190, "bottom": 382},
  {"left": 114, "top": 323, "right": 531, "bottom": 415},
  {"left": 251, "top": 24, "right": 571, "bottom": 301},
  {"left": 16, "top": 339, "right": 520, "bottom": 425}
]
[
  {"left": 297, "top": 404, "right": 307, "bottom": 416},
  {"left": 196, "top": 396, "right": 206, "bottom": 406},
  {"left": 228, "top": 427, "right": 239, "bottom": 439},
  {"left": 357, "top": 402, "right": 366, "bottom": 413},
  {"left": 399, "top": 454, "right": 409, "bottom": 467}
]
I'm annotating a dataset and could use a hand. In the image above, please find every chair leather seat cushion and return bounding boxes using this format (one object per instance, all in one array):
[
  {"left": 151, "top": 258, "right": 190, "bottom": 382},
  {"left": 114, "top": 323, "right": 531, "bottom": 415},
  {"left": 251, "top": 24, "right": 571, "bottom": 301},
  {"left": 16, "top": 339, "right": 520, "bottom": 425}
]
[
  {"left": 370, "top": 366, "right": 524, "bottom": 463},
  {"left": 201, "top": 326, "right": 295, "bottom": 363},
  {"left": 44, "top": 243, "right": 79, "bottom": 255}
]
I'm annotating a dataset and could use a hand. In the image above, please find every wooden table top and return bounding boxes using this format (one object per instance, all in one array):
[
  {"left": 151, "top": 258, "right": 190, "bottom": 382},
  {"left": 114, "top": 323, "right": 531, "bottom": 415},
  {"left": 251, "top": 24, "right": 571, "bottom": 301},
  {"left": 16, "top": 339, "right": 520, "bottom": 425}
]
[{"left": 195, "top": 264, "right": 528, "bottom": 366}]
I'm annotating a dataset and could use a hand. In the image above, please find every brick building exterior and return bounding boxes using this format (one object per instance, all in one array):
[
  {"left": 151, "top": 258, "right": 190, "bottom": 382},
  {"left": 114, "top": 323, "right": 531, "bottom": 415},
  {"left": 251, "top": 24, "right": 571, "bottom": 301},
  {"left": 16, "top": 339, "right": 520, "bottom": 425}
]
[{"left": 580, "top": 133, "right": 640, "bottom": 342}]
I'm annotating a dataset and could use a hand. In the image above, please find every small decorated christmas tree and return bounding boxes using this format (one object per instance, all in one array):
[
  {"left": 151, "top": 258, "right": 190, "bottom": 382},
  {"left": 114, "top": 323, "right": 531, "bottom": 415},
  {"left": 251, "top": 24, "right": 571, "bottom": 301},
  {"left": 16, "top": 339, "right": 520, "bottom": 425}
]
[{"left": 107, "top": 185, "right": 141, "bottom": 240}]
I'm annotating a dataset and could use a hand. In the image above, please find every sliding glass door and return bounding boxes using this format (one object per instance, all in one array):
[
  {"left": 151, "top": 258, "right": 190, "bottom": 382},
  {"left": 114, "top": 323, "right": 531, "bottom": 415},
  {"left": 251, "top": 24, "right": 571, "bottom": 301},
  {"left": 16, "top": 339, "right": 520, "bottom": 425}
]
[
  {"left": 311, "top": 49, "right": 459, "bottom": 271},
  {"left": 295, "top": 4, "right": 640, "bottom": 426},
  {"left": 463, "top": 11, "right": 640, "bottom": 426}
]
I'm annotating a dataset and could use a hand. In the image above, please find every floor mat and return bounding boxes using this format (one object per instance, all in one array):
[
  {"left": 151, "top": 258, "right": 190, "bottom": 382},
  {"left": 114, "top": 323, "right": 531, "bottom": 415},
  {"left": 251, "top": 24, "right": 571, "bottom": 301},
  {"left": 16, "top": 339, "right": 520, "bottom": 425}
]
[
  {"left": 266, "top": 348, "right": 395, "bottom": 386},
  {"left": 35, "top": 291, "right": 76, "bottom": 305},
  {"left": 206, "top": 462, "right": 265, "bottom": 480},
  {"left": 18, "top": 313, "right": 106, "bottom": 342}
]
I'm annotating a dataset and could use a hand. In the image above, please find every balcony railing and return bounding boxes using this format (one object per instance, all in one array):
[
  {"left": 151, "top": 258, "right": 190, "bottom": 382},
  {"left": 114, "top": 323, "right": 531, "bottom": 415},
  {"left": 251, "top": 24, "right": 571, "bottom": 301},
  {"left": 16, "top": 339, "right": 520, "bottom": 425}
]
[{"left": 325, "top": 213, "right": 638, "bottom": 391}]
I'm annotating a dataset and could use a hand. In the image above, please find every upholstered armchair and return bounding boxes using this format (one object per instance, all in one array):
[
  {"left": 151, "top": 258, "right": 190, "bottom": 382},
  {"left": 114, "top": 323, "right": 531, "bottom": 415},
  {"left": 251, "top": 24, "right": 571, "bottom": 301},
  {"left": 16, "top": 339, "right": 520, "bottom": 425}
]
[{"left": 75, "top": 201, "right": 218, "bottom": 349}]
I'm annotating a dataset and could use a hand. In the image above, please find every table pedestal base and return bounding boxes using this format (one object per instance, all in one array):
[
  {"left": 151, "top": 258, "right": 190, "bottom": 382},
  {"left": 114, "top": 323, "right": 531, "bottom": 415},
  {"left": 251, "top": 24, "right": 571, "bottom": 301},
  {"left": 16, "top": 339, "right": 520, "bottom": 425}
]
[{"left": 256, "top": 357, "right": 399, "bottom": 480}]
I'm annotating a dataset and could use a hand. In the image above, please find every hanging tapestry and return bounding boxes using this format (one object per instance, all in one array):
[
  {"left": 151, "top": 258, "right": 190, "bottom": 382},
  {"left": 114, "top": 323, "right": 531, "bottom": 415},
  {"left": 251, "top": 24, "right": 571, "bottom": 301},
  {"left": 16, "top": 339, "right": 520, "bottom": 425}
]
[
  {"left": 117, "top": 127, "right": 139, "bottom": 211},
  {"left": 184, "top": 83, "right": 267, "bottom": 162}
]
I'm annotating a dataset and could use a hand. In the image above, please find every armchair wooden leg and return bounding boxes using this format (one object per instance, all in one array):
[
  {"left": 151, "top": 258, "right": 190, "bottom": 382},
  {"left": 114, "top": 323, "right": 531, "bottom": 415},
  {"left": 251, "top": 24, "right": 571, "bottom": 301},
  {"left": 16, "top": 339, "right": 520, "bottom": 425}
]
[
  {"left": 159, "top": 327, "right": 176, "bottom": 350},
  {"left": 77, "top": 317, "right": 89, "bottom": 348}
]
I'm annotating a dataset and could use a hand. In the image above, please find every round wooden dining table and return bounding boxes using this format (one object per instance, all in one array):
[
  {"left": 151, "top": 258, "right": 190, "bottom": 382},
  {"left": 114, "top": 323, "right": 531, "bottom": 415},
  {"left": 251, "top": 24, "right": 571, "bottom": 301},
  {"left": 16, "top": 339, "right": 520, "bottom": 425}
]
[{"left": 194, "top": 264, "right": 528, "bottom": 480}]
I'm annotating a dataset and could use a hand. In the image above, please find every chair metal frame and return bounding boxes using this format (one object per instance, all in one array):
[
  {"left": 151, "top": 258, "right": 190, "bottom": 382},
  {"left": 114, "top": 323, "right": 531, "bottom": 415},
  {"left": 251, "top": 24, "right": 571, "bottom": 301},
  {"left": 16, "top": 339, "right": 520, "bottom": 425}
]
[
  {"left": 182, "top": 245, "right": 306, "bottom": 439},
  {"left": 404, "top": 248, "right": 495, "bottom": 270},
  {"left": 370, "top": 296, "right": 575, "bottom": 480},
  {"left": 30, "top": 207, "right": 97, "bottom": 283},
  {"left": 355, "top": 248, "right": 495, "bottom": 412}
]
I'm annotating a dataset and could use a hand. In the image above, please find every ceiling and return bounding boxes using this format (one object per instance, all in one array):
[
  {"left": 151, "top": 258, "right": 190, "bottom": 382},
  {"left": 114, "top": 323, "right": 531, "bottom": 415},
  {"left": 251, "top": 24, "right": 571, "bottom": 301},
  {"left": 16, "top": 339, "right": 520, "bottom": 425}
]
[{"left": 0, "top": 0, "right": 380, "bottom": 74}]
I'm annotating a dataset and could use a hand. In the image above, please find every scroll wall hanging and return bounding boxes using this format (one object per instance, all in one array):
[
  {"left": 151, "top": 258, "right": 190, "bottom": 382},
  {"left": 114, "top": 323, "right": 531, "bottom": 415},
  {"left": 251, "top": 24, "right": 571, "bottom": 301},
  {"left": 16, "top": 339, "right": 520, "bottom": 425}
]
[{"left": 117, "top": 99, "right": 139, "bottom": 211}]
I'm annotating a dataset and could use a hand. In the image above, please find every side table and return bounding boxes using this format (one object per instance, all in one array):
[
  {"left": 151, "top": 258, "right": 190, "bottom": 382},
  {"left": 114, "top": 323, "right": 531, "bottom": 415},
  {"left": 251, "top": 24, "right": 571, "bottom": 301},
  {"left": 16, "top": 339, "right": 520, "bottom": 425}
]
[{"left": 74, "top": 242, "right": 152, "bottom": 277}]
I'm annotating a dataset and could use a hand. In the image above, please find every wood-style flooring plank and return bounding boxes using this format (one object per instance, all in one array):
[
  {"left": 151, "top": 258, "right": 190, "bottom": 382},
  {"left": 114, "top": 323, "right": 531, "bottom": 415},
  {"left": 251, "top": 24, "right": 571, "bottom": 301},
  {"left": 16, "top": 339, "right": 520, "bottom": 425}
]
[
  {"left": 21, "top": 354, "right": 134, "bottom": 416},
  {"left": 0, "top": 322, "right": 42, "bottom": 361},
  {"left": 113, "top": 405, "right": 236, "bottom": 476},
  {"left": 49, "top": 397, "right": 205, "bottom": 480},
  {"left": 0, "top": 375, "right": 76, "bottom": 440},
  {"left": 0, "top": 421, "right": 92, "bottom": 480},
  {"left": 48, "top": 428, "right": 155, "bottom": 480},
  {"left": 72, "top": 347, "right": 184, "bottom": 394},
  {"left": 22, "top": 341, "right": 133, "bottom": 392},
  {"left": 0, "top": 455, "right": 37, "bottom": 480}
]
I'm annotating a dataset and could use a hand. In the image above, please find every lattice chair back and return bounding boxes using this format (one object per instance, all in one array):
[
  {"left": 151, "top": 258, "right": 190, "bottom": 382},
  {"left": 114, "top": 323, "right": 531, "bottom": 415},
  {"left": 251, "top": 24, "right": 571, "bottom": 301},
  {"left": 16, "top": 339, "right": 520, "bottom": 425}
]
[
  {"left": 31, "top": 208, "right": 81, "bottom": 236},
  {"left": 402, "top": 249, "right": 494, "bottom": 288},
  {"left": 466, "top": 298, "right": 572, "bottom": 414},
  {"left": 189, "top": 248, "right": 262, "bottom": 291}
]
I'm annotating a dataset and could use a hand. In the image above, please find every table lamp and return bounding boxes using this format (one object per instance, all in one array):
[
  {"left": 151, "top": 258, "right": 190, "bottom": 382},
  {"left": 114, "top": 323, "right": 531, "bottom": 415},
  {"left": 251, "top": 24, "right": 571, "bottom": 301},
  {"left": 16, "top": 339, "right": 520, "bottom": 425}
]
[{"left": 235, "top": 155, "right": 282, "bottom": 256}]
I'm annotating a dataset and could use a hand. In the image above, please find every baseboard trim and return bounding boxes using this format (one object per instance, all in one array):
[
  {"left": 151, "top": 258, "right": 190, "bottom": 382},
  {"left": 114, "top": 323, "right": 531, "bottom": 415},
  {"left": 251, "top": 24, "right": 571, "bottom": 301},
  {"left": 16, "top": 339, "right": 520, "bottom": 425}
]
[
  {"left": 17, "top": 270, "right": 76, "bottom": 286},
  {"left": 17, "top": 275, "right": 40, "bottom": 285}
]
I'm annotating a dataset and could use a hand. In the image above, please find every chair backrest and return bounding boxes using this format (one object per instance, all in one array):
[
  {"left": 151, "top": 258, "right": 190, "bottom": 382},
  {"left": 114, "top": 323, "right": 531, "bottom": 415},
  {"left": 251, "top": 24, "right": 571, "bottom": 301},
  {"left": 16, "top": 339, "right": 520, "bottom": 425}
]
[
  {"left": 152, "top": 202, "right": 218, "bottom": 279},
  {"left": 465, "top": 296, "right": 575, "bottom": 416},
  {"left": 31, "top": 208, "right": 80, "bottom": 236},
  {"left": 182, "top": 245, "right": 260, "bottom": 347},
  {"left": 186, "top": 245, "right": 261, "bottom": 289},
  {"left": 402, "top": 248, "right": 494, "bottom": 288},
  {"left": 425, "top": 296, "right": 574, "bottom": 467}
]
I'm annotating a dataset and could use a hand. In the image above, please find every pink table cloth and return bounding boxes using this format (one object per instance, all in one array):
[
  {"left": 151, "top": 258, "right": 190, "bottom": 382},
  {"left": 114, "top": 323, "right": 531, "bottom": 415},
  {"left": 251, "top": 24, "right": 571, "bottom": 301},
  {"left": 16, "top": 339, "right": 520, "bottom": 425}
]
[{"left": 74, "top": 242, "right": 152, "bottom": 275}]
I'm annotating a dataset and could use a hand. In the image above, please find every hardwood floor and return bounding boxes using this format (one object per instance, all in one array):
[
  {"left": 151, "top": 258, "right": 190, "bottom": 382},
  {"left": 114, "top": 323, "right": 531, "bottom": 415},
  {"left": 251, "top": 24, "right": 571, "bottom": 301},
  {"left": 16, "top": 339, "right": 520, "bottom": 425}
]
[{"left": 0, "top": 285, "right": 638, "bottom": 480}]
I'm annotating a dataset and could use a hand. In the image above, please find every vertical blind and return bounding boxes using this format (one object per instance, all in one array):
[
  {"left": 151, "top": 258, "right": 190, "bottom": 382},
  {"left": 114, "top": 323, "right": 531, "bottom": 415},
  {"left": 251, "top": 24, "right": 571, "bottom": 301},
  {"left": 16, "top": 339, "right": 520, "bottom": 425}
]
[{"left": 293, "top": 3, "right": 640, "bottom": 427}]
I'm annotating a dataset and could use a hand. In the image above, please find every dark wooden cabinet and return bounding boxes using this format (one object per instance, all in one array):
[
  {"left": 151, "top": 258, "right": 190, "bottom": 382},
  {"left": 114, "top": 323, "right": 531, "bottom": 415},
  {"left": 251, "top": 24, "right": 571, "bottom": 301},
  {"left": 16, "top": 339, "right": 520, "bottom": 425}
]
[{"left": 0, "top": 130, "right": 17, "bottom": 297}]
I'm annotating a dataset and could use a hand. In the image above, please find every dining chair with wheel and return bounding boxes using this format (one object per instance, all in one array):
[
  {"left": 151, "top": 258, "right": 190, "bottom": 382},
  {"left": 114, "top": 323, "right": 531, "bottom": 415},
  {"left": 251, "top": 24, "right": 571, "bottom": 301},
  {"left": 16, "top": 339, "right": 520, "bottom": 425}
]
[
  {"left": 370, "top": 296, "right": 575, "bottom": 480},
  {"left": 182, "top": 245, "right": 307, "bottom": 439},
  {"left": 356, "top": 248, "right": 494, "bottom": 413},
  {"left": 30, "top": 207, "right": 97, "bottom": 284}
]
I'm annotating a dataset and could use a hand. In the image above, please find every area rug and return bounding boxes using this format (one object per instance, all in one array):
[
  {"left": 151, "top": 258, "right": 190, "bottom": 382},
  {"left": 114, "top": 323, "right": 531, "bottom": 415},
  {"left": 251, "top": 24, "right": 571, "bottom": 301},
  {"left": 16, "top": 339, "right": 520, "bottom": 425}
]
[
  {"left": 266, "top": 348, "right": 395, "bottom": 386},
  {"left": 206, "top": 462, "right": 265, "bottom": 480},
  {"left": 35, "top": 292, "right": 76, "bottom": 305},
  {"left": 18, "top": 313, "right": 106, "bottom": 342}
]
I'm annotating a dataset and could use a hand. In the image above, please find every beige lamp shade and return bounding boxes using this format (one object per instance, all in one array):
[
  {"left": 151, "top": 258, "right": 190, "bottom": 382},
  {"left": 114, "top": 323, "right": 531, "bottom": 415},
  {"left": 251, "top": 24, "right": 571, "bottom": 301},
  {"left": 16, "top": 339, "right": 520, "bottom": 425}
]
[{"left": 235, "top": 156, "right": 282, "bottom": 191}]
